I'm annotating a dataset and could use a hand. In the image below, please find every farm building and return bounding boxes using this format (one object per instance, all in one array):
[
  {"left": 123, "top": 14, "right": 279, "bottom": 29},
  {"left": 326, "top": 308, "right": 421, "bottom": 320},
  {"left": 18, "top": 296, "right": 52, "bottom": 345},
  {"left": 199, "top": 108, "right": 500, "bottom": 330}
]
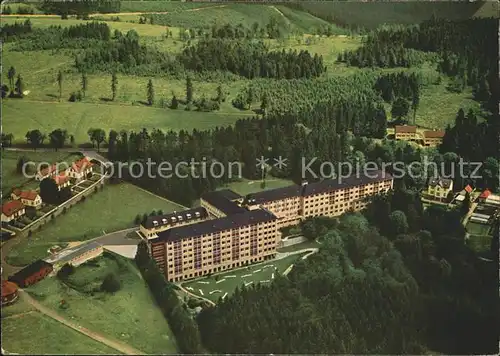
[
  {"left": 1, "top": 280, "right": 19, "bottom": 306},
  {"left": 8, "top": 260, "right": 53, "bottom": 288},
  {"left": 11, "top": 189, "right": 42, "bottom": 209}
]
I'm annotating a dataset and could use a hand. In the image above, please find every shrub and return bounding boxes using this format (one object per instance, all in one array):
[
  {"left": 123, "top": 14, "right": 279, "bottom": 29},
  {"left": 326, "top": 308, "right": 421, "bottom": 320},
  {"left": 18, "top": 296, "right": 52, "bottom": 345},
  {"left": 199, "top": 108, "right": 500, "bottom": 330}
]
[
  {"left": 100, "top": 273, "right": 121, "bottom": 293},
  {"left": 57, "top": 263, "right": 75, "bottom": 279},
  {"left": 69, "top": 91, "right": 83, "bottom": 102}
]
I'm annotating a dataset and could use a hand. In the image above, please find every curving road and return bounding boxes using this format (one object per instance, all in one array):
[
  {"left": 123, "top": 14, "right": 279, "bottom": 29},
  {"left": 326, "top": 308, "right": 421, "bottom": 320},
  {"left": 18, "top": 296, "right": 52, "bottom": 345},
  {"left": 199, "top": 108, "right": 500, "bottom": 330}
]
[{"left": 18, "top": 290, "right": 145, "bottom": 355}]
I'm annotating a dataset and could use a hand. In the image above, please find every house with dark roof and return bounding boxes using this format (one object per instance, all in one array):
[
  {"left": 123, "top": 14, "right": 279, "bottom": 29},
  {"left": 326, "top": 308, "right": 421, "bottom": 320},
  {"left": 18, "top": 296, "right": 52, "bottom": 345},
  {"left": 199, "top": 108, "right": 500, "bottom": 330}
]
[
  {"left": 11, "top": 189, "right": 42, "bottom": 209},
  {"left": 200, "top": 189, "right": 246, "bottom": 218},
  {"left": 427, "top": 177, "right": 454, "bottom": 200},
  {"left": 139, "top": 207, "right": 210, "bottom": 239},
  {"left": 8, "top": 260, "right": 53, "bottom": 288},
  {"left": 1, "top": 200, "right": 25, "bottom": 223}
]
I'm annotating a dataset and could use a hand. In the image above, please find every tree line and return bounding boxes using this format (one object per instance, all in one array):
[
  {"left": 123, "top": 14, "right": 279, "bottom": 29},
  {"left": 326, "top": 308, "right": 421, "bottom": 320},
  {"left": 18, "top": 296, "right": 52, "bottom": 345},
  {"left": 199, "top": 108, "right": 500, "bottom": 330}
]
[
  {"left": 38, "top": 0, "right": 121, "bottom": 15},
  {"left": 134, "top": 241, "right": 203, "bottom": 354}
]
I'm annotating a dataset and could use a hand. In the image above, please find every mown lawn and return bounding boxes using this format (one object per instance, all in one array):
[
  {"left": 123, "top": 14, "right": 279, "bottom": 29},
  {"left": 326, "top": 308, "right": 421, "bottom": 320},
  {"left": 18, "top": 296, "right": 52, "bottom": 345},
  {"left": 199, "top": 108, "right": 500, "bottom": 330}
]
[
  {"left": 222, "top": 177, "right": 295, "bottom": 197},
  {"left": 182, "top": 253, "right": 307, "bottom": 303},
  {"left": 6, "top": 182, "right": 183, "bottom": 266},
  {"left": 1, "top": 312, "right": 119, "bottom": 355},
  {"left": 1, "top": 151, "right": 82, "bottom": 194},
  {"left": 3, "top": 99, "right": 249, "bottom": 144},
  {"left": 466, "top": 221, "right": 493, "bottom": 253},
  {"left": 26, "top": 253, "right": 177, "bottom": 354}
]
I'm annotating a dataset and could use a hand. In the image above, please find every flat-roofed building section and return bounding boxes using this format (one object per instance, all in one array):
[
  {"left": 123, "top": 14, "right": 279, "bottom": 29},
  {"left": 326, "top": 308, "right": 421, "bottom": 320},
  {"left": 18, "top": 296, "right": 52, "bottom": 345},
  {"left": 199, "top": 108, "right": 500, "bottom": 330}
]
[
  {"left": 200, "top": 189, "right": 246, "bottom": 218},
  {"left": 140, "top": 207, "right": 209, "bottom": 239},
  {"left": 150, "top": 209, "right": 278, "bottom": 282},
  {"left": 301, "top": 171, "right": 393, "bottom": 218},
  {"left": 243, "top": 185, "right": 303, "bottom": 229},
  {"left": 395, "top": 125, "right": 417, "bottom": 141}
]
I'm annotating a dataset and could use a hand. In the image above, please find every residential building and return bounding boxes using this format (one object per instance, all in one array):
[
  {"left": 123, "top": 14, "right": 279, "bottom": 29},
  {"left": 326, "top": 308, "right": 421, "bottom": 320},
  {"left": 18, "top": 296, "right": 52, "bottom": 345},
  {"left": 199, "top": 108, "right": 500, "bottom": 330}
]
[
  {"left": 53, "top": 174, "right": 71, "bottom": 191},
  {"left": 8, "top": 260, "right": 53, "bottom": 288},
  {"left": 68, "top": 157, "right": 94, "bottom": 181},
  {"left": 11, "top": 189, "right": 42, "bottom": 209},
  {"left": 140, "top": 207, "right": 210, "bottom": 239},
  {"left": 395, "top": 125, "right": 417, "bottom": 141},
  {"left": 1, "top": 200, "right": 25, "bottom": 222},
  {"left": 150, "top": 209, "right": 278, "bottom": 282},
  {"left": 427, "top": 177, "right": 454, "bottom": 200},
  {"left": 36, "top": 164, "right": 60, "bottom": 181},
  {"left": 1, "top": 280, "right": 19, "bottom": 306},
  {"left": 423, "top": 130, "right": 445, "bottom": 147},
  {"left": 149, "top": 171, "right": 393, "bottom": 282},
  {"left": 479, "top": 189, "right": 492, "bottom": 202}
]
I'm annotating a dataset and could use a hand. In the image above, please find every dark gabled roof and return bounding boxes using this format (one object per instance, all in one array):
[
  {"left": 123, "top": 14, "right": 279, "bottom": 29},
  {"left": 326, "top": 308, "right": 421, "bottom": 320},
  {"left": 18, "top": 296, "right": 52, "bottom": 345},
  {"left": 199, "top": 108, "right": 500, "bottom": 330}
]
[
  {"left": 428, "top": 177, "right": 452, "bottom": 189},
  {"left": 303, "top": 170, "right": 392, "bottom": 196},
  {"left": 245, "top": 185, "right": 302, "bottom": 205},
  {"left": 142, "top": 207, "right": 208, "bottom": 229},
  {"left": 151, "top": 209, "right": 277, "bottom": 243},
  {"left": 8, "top": 260, "right": 53, "bottom": 284},
  {"left": 201, "top": 190, "right": 247, "bottom": 215}
]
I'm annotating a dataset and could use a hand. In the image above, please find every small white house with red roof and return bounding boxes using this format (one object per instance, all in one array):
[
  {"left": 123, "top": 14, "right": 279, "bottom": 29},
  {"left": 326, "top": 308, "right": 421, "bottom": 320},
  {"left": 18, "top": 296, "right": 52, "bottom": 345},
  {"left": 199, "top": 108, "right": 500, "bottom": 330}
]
[
  {"left": 35, "top": 164, "right": 59, "bottom": 181},
  {"left": 1, "top": 200, "right": 25, "bottom": 223},
  {"left": 11, "top": 189, "right": 42, "bottom": 209},
  {"left": 68, "top": 157, "right": 94, "bottom": 181}
]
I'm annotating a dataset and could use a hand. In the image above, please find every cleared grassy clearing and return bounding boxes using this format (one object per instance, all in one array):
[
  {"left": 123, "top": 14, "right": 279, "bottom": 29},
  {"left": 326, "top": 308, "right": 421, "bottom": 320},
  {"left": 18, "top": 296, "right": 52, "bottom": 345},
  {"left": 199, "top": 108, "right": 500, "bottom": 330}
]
[
  {"left": 182, "top": 253, "right": 306, "bottom": 303},
  {"left": 119, "top": 1, "right": 218, "bottom": 13},
  {"left": 26, "top": 254, "right": 177, "bottom": 354},
  {"left": 3, "top": 99, "right": 248, "bottom": 144},
  {"left": 222, "top": 177, "right": 295, "bottom": 197},
  {"left": 1, "top": 311, "right": 119, "bottom": 355},
  {"left": 6, "top": 182, "right": 182, "bottom": 266}
]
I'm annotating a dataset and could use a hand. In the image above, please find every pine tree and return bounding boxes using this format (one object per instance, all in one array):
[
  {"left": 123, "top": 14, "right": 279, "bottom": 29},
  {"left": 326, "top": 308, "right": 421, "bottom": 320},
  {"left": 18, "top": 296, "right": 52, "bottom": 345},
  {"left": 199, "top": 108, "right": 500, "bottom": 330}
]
[
  {"left": 57, "top": 70, "right": 63, "bottom": 100},
  {"left": 15, "top": 75, "right": 25, "bottom": 97},
  {"left": 147, "top": 79, "right": 155, "bottom": 106},
  {"left": 186, "top": 76, "right": 193, "bottom": 103},
  {"left": 81, "top": 72, "right": 88, "bottom": 98},
  {"left": 7, "top": 66, "right": 16, "bottom": 94},
  {"left": 111, "top": 72, "right": 118, "bottom": 101},
  {"left": 171, "top": 94, "right": 179, "bottom": 109}
]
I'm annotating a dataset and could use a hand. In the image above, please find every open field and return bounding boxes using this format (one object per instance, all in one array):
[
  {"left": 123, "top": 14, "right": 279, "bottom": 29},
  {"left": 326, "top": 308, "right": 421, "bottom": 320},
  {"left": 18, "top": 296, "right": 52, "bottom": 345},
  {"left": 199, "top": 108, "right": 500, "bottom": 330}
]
[
  {"left": 1, "top": 151, "right": 82, "bottom": 194},
  {"left": 3, "top": 99, "right": 249, "bottom": 144},
  {"left": 146, "top": 3, "right": 333, "bottom": 32},
  {"left": 120, "top": 1, "right": 219, "bottom": 13},
  {"left": 26, "top": 253, "right": 177, "bottom": 354},
  {"left": 182, "top": 252, "right": 307, "bottom": 303},
  {"left": 6, "top": 182, "right": 183, "bottom": 266},
  {"left": 296, "top": 1, "right": 499, "bottom": 29},
  {"left": 222, "top": 177, "right": 295, "bottom": 197},
  {"left": 1, "top": 312, "right": 119, "bottom": 354}
]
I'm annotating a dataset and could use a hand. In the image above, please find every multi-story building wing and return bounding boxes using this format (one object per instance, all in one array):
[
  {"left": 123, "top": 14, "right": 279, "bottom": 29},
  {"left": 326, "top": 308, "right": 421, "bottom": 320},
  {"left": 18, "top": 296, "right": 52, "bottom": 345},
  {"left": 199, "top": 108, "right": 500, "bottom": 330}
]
[
  {"left": 148, "top": 171, "right": 393, "bottom": 282},
  {"left": 140, "top": 207, "right": 209, "bottom": 239},
  {"left": 150, "top": 209, "right": 277, "bottom": 282}
]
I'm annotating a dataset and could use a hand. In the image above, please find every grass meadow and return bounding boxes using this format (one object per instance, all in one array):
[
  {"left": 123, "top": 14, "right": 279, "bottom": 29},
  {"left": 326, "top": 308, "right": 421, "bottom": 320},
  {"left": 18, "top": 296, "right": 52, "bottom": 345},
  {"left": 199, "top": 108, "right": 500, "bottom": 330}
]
[
  {"left": 6, "top": 182, "right": 184, "bottom": 266},
  {"left": 26, "top": 253, "right": 178, "bottom": 354},
  {"left": 1, "top": 312, "right": 120, "bottom": 355}
]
